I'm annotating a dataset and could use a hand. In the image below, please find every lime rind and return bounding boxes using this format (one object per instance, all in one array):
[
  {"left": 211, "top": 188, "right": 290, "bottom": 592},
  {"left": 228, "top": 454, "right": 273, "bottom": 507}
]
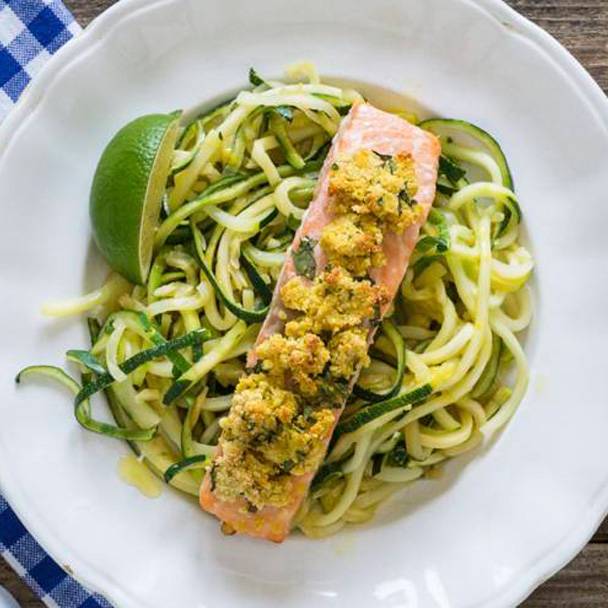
[
  {"left": 138, "top": 116, "right": 181, "bottom": 284},
  {"left": 90, "top": 112, "right": 182, "bottom": 284}
]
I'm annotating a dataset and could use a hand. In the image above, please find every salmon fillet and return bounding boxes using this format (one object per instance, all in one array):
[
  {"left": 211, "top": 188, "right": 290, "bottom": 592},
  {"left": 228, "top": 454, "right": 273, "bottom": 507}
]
[{"left": 200, "top": 102, "right": 440, "bottom": 542}]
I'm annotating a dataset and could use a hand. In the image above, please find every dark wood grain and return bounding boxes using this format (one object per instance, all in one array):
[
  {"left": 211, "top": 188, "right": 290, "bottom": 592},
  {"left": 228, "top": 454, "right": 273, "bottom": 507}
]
[
  {"left": 0, "top": 560, "right": 42, "bottom": 608},
  {"left": 525, "top": 545, "right": 608, "bottom": 607},
  {"left": 509, "top": 0, "right": 608, "bottom": 93},
  {"left": 595, "top": 518, "right": 608, "bottom": 543},
  {"left": 2, "top": 0, "right": 606, "bottom": 606},
  {"left": 65, "top": 0, "right": 116, "bottom": 25}
]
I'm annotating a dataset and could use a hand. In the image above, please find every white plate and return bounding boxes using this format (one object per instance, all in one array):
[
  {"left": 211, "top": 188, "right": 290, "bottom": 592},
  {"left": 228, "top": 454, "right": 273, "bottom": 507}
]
[{"left": 1, "top": 0, "right": 607, "bottom": 606}]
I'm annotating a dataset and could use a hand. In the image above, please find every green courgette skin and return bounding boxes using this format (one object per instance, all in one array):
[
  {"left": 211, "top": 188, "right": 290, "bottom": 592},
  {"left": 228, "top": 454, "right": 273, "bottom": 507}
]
[
  {"left": 419, "top": 118, "right": 514, "bottom": 190},
  {"left": 333, "top": 384, "right": 433, "bottom": 440},
  {"left": 354, "top": 320, "right": 407, "bottom": 403},
  {"left": 163, "top": 455, "right": 208, "bottom": 483},
  {"left": 191, "top": 223, "right": 270, "bottom": 323}
]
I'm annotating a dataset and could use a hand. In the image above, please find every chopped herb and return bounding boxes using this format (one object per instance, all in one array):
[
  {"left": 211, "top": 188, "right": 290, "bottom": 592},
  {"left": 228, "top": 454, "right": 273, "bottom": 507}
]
[
  {"left": 376, "top": 152, "right": 395, "bottom": 171},
  {"left": 445, "top": 281, "right": 460, "bottom": 303},
  {"left": 414, "top": 209, "right": 450, "bottom": 259},
  {"left": 249, "top": 67, "right": 265, "bottom": 86},
  {"left": 291, "top": 237, "right": 317, "bottom": 279},
  {"left": 436, "top": 180, "right": 458, "bottom": 196},
  {"left": 427, "top": 208, "right": 449, "bottom": 252},
  {"left": 312, "top": 461, "right": 343, "bottom": 489},
  {"left": 331, "top": 162, "right": 339, "bottom": 171},
  {"left": 398, "top": 184, "right": 413, "bottom": 210},
  {"left": 370, "top": 302, "right": 382, "bottom": 328},
  {"left": 373, "top": 150, "right": 396, "bottom": 173},
  {"left": 209, "top": 464, "right": 217, "bottom": 491},
  {"left": 249, "top": 360, "right": 264, "bottom": 374},
  {"left": 373, "top": 151, "right": 393, "bottom": 163},
  {"left": 386, "top": 442, "right": 409, "bottom": 467},
  {"left": 249, "top": 425, "right": 281, "bottom": 446},
  {"left": 320, "top": 378, "right": 350, "bottom": 407},
  {"left": 218, "top": 131, "right": 223, "bottom": 141},
  {"left": 439, "top": 155, "right": 466, "bottom": 185},
  {"left": 280, "top": 459, "right": 295, "bottom": 473},
  {"left": 371, "top": 453, "right": 384, "bottom": 476},
  {"left": 308, "top": 368, "right": 350, "bottom": 408}
]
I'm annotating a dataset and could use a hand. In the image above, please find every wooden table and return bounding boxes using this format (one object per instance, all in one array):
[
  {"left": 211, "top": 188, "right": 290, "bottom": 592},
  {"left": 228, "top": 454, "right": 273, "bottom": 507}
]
[{"left": 1, "top": 0, "right": 607, "bottom": 605}]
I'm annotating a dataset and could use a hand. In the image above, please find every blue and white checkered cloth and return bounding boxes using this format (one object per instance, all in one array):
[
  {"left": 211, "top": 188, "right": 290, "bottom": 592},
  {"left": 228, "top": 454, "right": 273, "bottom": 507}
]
[
  {"left": 0, "top": 0, "right": 80, "bottom": 119},
  {"left": 0, "top": 497, "right": 111, "bottom": 607},
  {"left": 0, "top": 5, "right": 113, "bottom": 605}
]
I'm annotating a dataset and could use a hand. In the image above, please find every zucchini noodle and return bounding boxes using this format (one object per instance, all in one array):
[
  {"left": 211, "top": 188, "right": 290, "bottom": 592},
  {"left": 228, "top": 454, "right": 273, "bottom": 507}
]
[{"left": 23, "top": 65, "right": 532, "bottom": 536}]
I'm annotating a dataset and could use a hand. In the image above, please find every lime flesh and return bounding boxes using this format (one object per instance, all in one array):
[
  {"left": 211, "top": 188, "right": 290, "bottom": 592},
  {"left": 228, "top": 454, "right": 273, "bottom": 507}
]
[{"left": 90, "top": 112, "right": 181, "bottom": 285}]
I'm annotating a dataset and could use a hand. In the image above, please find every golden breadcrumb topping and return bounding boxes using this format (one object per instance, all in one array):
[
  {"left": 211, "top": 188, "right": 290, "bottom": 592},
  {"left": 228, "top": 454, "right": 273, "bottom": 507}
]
[
  {"left": 329, "top": 328, "right": 371, "bottom": 379},
  {"left": 320, "top": 214, "right": 385, "bottom": 276},
  {"left": 255, "top": 333, "right": 329, "bottom": 396},
  {"left": 221, "top": 374, "right": 299, "bottom": 444},
  {"left": 257, "top": 408, "right": 334, "bottom": 476},
  {"left": 280, "top": 266, "right": 388, "bottom": 335},
  {"left": 329, "top": 149, "right": 422, "bottom": 233},
  {"left": 212, "top": 443, "right": 293, "bottom": 508},
  {"left": 212, "top": 148, "right": 420, "bottom": 511},
  {"left": 214, "top": 373, "right": 335, "bottom": 508}
]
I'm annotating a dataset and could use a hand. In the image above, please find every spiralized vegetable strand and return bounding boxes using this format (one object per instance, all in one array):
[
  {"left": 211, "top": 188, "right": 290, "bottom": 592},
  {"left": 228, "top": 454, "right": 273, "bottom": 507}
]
[{"left": 18, "top": 67, "right": 532, "bottom": 539}]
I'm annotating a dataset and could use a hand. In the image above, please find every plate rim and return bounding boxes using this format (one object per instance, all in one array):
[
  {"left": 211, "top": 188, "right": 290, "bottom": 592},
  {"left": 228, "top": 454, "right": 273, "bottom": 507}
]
[{"left": 0, "top": 1, "right": 607, "bottom": 606}]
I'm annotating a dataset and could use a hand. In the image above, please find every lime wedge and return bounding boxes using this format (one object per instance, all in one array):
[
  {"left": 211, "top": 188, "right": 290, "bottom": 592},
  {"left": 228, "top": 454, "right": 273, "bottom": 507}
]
[{"left": 90, "top": 112, "right": 181, "bottom": 284}]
